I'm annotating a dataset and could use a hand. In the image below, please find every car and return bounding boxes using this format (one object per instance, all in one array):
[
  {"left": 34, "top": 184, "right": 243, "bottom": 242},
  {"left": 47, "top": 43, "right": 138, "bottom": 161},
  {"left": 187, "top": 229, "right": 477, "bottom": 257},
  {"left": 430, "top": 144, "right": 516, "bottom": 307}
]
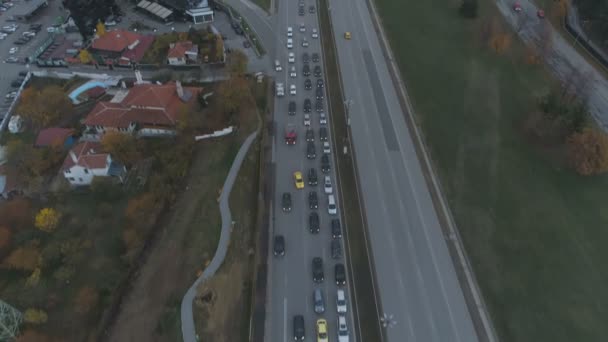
[
  {"left": 308, "top": 168, "right": 318, "bottom": 185},
  {"left": 335, "top": 263, "right": 346, "bottom": 285},
  {"left": 337, "top": 315, "right": 349, "bottom": 342},
  {"left": 288, "top": 52, "right": 295, "bottom": 63},
  {"left": 337, "top": 289, "right": 347, "bottom": 313},
  {"left": 294, "top": 171, "right": 305, "bottom": 189},
  {"left": 513, "top": 1, "right": 522, "bottom": 12},
  {"left": 4, "top": 57, "right": 18, "bottom": 63},
  {"left": 299, "top": 5, "right": 305, "bottom": 15},
  {"left": 344, "top": 31, "right": 352, "bottom": 40},
  {"left": 18, "top": 71, "right": 27, "bottom": 77},
  {"left": 306, "top": 128, "right": 315, "bottom": 142},
  {"left": 287, "top": 26, "right": 293, "bottom": 37},
  {"left": 309, "top": 5, "right": 316, "bottom": 13},
  {"left": 5, "top": 92, "right": 16, "bottom": 99},
  {"left": 319, "top": 127, "right": 328, "bottom": 141},
  {"left": 29, "top": 23, "right": 42, "bottom": 30},
  {"left": 290, "top": 66, "right": 297, "bottom": 78},
  {"left": 315, "top": 99, "right": 324, "bottom": 112},
  {"left": 0, "top": 35, "right": 6, "bottom": 41},
  {"left": 287, "top": 38, "right": 293, "bottom": 49},
  {"left": 313, "top": 288, "right": 325, "bottom": 314},
  {"left": 22, "top": 31, "right": 35, "bottom": 37},
  {"left": 0, "top": 6, "right": 7, "bottom": 11},
  {"left": 307, "top": 141, "right": 316, "bottom": 159},
  {"left": 290, "top": 84, "right": 297, "bottom": 95},
  {"left": 303, "top": 64, "right": 311, "bottom": 77},
  {"left": 304, "top": 113, "right": 311, "bottom": 126},
  {"left": 274, "top": 235, "right": 285, "bottom": 256},
  {"left": 304, "top": 98, "right": 312, "bottom": 112},
  {"left": 331, "top": 239, "right": 342, "bottom": 259},
  {"left": 312, "top": 257, "right": 324, "bottom": 281},
  {"left": 312, "top": 28, "right": 319, "bottom": 38},
  {"left": 10, "top": 80, "right": 21, "bottom": 87},
  {"left": 316, "top": 87, "right": 324, "bottom": 99},
  {"left": 323, "top": 141, "right": 331, "bottom": 154},
  {"left": 9, "top": 47, "right": 17, "bottom": 54},
  {"left": 309, "top": 212, "right": 320, "bottom": 234},
  {"left": 299, "top": 23, "right": 306, "bottom": 32},
  {"left": 319, "top": 112, "right": 327, "bottom": 125},
  {"left": 282, "top": 192, "right": 292, "bottom": 212},
  {"left": 316, "top": 319, "right": 328, "bottom": 342},
  {"left": 293, "top": 315, "right": 305, "bottom": 340},
  {"left": 289, "top": 101, "right": 296, "bottom": 115},
  {"left": 302, "top": 52, "right": 310, "bottom": 63},
  {"left": 321, "top": 154, "right": 331, "bottom": 173},
  {"left": 324, "top": 175, "right": 333, "bottom": 194},
  {"left": 305, "top": 78, "right": 312, "bottom": 90},
  {"left": 302, "top": 39, "right": 309, "bottom": 47},
  {"left": 309, "top": 191, "right": 319, "bottom": 209},
  {"left": 314, "top": 65, "right": 322, "bottom": 77},
  {"left": 537, "top": 9, "right": 545, "bottom": 18},
  {"left": 275, "top": 59, "right": 283, "bottom": 71},
  {"left": 46, "top": 26, "right": 56, "bottom": 33},
  {"left": 328, "top": 194, "right": 337, "bottom": 215},
  {"left": 312, "top": 53, "right": 320, "bottom": 63},
  {"left": 317, "top": 79, "right": 324, "bottom": 88}
]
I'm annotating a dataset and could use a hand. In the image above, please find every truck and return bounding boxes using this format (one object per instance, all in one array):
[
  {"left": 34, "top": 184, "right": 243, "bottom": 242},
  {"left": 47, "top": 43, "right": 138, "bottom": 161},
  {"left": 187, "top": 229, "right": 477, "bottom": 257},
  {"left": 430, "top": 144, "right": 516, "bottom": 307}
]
[
  {"left": 276, "top": 82, "right": 285, "bottom": 97},
  {"left": 285, "top": 123, "right": 297, "bottom": 145}
]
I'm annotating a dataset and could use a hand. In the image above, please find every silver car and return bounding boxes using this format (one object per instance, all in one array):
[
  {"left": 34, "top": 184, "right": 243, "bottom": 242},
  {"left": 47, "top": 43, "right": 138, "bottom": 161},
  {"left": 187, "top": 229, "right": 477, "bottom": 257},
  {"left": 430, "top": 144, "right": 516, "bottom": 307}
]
[{"left": 313, "top": 288, "right": 325, "bottom": 314}]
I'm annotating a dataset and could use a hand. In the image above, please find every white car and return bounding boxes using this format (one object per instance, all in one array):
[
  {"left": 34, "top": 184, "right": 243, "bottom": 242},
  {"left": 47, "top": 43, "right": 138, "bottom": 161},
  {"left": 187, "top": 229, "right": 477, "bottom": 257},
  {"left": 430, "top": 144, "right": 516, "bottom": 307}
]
[
  {"left": 5, "top": 92, "right": 16, "bottom": 99},
  {"left": 275, "top": 59, "right": 282, "bottom": 71},
  {"left": 302, "top": 39, "right": 309, "bottom": 47},
  {"left": 312, "top": 28, "right": 319, "bottom": 38},
  {"left": 299, "top": 23, "right": 306, "bottom": 32},
  {"left": 287, "top": 26, "right": 293, "bottom": 37},
  {"left": 324, "top": 176, "right": 332, "bottom": 194},
  {"left": 304, "top": 113, "right": 311, "bottom": 126},
  {"left": 328, "top": 194, "right": 337, "bottom": 215},
  {"left": 337, "top": 315, "right": 350, "bottom": 342},
  {"left": 319, "top": 112, "right": 327, "bottom": 125},
  {"left": 9, "top": 47, "right": 18, "bottom": 54},
  {"left": 337, "top": 290, "right": 347, "bottom": 313},
  {"left": 22, "top": 31, "right": 35, "bottom": 37},
  {"left": 288, "top": 52, "right": 295, "bottom": 63},
  {"left": 287, "top": 38, "right": 293, "bottom": 49},
  {"left": 290, "top": 84, "right": 297, "bottom": 95},
  {"left": 323, "top": 141, "right": 330, "bottom": 154},
  {"left": 290, "top": 66, "right": 297, "bottom": 78}
]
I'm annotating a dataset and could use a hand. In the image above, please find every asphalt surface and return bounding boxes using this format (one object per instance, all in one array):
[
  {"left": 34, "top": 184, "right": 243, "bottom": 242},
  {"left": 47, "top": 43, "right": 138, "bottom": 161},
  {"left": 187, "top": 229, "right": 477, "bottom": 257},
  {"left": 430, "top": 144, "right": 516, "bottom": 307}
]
[
  {"left": 265, "top": 0, "right": 357, "bottom": 340},
  {"left": 326, "top": 0, "right": 481, "bottom": 341}
]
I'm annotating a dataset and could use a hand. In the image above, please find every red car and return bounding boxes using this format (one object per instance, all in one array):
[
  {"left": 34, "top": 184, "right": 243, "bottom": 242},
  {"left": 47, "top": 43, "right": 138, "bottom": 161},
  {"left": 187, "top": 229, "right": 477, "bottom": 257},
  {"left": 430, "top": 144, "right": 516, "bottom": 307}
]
[
  {"left": 537, "top": 9, "right": 545, "bottom": 18},
  {"left": 513, "top": 1, "right": 522, "bottom": 12}
]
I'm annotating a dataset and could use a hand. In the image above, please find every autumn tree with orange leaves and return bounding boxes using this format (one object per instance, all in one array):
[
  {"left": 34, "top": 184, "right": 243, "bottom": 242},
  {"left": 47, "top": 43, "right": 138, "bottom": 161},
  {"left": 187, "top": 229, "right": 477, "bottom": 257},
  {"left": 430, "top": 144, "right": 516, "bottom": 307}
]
[{"left": 567, "top": 128, "right": 608, "bottom": 175}]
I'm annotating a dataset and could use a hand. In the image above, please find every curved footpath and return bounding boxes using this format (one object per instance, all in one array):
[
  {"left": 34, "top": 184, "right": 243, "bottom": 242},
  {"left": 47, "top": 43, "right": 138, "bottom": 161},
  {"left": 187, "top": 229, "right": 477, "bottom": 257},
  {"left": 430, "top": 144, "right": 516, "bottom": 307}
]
[{"left": 181, "top": 131, "right": 259, "bottom": 342}]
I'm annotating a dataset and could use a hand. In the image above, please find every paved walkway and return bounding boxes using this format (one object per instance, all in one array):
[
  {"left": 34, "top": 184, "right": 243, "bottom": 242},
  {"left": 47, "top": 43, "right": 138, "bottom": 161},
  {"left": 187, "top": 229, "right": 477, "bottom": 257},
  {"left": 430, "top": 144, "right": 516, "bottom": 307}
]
[{"left": 180, "top": 130, "right": 259, "bottom": 342}]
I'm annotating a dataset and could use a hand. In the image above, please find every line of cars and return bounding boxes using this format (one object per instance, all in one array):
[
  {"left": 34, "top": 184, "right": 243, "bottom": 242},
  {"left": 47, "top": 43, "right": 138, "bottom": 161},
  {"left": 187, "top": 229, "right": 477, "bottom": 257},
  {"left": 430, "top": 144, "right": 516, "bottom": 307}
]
[
  {"left": 3, "top": 23, "right": 41, "bottom": 63},
  {"left": 274, "top": 7, "right": 350, "bottom": 341}
]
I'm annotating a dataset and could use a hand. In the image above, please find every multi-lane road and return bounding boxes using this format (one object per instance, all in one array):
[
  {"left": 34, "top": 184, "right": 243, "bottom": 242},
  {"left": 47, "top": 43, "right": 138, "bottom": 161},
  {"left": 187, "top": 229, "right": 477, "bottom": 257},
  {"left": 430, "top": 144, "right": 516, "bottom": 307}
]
[{"left": 266, "top": 0, "right": 357, "bottom": 340}]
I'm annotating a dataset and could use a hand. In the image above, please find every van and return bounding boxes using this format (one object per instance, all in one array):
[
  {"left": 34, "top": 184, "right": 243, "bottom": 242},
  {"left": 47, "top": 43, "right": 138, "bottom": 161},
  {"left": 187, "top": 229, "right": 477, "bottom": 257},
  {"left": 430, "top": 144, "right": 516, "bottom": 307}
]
[
  {"left": 46, "top": 27, "right": 56, "bottom": 33},
  {"left": 274, "top": 59, "right": 282, "bottom": 72},
  {"left": 313, "top": 288, "right": 325, "bottom": 314},
  {"left": 328, "top": 194, "right": 337, "bottom": 215}
]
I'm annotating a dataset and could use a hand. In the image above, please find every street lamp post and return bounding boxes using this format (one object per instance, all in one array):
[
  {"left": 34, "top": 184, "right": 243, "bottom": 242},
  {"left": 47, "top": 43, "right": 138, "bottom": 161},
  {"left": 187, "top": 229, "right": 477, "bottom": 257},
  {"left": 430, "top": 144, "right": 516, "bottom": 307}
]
[{"left": 380, "top": 313, "right": 397, "bottom": 329}]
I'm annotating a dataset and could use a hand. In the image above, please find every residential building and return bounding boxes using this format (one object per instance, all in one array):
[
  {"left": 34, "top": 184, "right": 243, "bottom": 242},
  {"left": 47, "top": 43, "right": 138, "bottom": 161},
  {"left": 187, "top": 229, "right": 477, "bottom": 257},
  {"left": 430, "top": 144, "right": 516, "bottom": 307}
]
[
  {"left": 61, "top": 141, "right": 126, "bottom": 186},
  {"left": 89, "top": 29, "right": 155, "bottom": 66},
  {"left": 83, "top": 81, "right": 201, "bottom": 139},
  {"left": 167, "top": 41, "right": 198, "bottom": 65},
  {"left": 34, "top": 128, "right": 77, "bottom": 148},
  {"left": 160, "top": 0, "right": 214, "bottom": 24}
]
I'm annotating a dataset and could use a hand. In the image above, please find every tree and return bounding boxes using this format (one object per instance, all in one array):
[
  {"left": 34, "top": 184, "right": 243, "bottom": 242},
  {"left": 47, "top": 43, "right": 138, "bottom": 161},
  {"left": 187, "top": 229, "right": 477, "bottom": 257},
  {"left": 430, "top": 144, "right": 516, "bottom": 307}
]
[
  {"left": 122, "top": 227, "right": 142, "bottom": 252},
  {"left": 125, "top": 192, "right": 158, "bottom": 228},
  {"left": 73, "top": 286, "right": 99, "bottom": 314},
  {"left": 489, "top": 32, "right": 512, "bottom": 53},
  {"left": 101, "top": 131, "right": 139, "bottom": 167},
  {"left": 0, "top": 198, "right": 32, "bottom": 229},
  {"left": 16, "top": 330, "right": 52, "bottom": 342},
  {"left": 567, "top": 128, "right": 608, "bottom": 175},
  {"left": 17, "top": 86, "right": 72, "bottom": 129},
  {"left": 3, "top": 245, "right": 41, "bottom": 271},
  {"left": 215, "top": 35, "right": 225, "bottom": 62},
  {"left": 78, "top": 49, "right": 92, "bottom": 64},
  {"left": 227, "top": 50, "right": 248, "bottom": 76},
  {"left": 23, "top": 309, "right": 47, "bottom": 324},
  {"left": 25, "top": 268, "right": 41, "bottom": 287},
  {"left": 0, "top": 226, "right": 12, "bottom": 249},
  {"left": 459, "top": 0, "right": 478, "bottom": 19},
  {"left": 215, "top": 76, "right": 250, "bottom": 115},
  {"left": 35, "top": 208, "right": 61, "bottom": 233},
  {"left": 96, "top": 21, "right": 106, "bottom": 36}
]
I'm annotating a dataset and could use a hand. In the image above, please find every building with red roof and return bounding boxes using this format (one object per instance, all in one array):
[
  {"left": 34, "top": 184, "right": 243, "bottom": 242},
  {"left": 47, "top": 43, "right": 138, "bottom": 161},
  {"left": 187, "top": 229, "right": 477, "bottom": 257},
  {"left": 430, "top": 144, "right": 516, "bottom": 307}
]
[
  {"left": 167, "top": 41, "right": 198, "bottom": 65},
  {"left": 83, "top": 81, "right": 201, "bottom": 139},
  {"left": 34, "top": 128, "right": 76, "bottom": 148},
  {"left": 90, "top": 29, "right": 155, "bottom": 66},
  {"left": 61, "top": 141, "right": 126, "bottom": 186}
]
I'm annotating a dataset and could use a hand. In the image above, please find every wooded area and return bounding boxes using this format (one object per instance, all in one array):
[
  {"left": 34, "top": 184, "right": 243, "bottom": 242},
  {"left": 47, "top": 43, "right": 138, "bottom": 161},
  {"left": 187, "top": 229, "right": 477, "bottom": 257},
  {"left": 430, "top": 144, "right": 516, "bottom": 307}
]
[{"left": 574, "top": 0, "right": 608, "bottom": 48}]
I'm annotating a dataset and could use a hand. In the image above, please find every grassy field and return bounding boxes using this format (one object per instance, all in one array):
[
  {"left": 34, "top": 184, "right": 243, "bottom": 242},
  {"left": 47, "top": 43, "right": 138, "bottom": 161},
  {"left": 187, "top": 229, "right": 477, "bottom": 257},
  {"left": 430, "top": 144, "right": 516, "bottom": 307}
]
[{"left": 374, "top": 0, "right": 608, "bottom": 341}]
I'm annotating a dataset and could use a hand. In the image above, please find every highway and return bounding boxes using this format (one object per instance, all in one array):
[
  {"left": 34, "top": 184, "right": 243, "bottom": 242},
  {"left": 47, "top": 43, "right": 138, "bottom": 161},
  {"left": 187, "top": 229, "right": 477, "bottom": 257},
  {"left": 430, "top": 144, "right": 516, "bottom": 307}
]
[
  {"left": 326, "top": 0, "right": 481, "bottom": 341},
  {"left": 265, "top": 0, "right": 357, "bottom": 340}
]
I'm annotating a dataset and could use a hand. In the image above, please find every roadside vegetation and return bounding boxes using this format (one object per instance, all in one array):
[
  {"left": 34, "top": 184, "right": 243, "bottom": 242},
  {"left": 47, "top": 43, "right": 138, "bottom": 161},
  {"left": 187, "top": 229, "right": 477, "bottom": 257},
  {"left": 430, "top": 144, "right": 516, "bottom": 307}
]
[
  {"left": 377, "top": 0, "right": 608, "bottom": 340},
  {"left": 141, "top": 28, "right": 225, "bottom": 65}
]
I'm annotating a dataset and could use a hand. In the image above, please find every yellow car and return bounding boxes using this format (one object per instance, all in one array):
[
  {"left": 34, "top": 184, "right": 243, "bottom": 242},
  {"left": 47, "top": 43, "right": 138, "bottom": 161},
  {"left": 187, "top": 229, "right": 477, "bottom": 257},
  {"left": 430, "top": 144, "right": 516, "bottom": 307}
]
[
  {"left": 294, "top": 171, "right": 305, "bottom": 189},
  {"left": 316, "top": 319, "right": 328, "bottom": 342},
  {"left": 344, "top": 31, "right": 351, "bottom": 40}
]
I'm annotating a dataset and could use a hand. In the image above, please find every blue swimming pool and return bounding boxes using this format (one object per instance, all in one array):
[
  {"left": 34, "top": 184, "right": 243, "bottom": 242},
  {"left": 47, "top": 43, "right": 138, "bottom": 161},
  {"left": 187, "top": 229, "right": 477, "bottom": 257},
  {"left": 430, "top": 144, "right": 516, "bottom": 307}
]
[{"left": 68, "top": 81, "right": 108, "bottom": 103}]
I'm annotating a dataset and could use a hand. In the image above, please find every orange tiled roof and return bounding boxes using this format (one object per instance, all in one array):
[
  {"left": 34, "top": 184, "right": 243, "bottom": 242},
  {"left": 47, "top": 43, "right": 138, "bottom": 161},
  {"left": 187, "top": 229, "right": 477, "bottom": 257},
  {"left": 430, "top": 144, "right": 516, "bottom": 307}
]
[
  {"left": 167, "top": 41, "right": 197, "bottom": 59},
  {"left": 61, "top": 141, "right": 109, "bottom": 171},
  {"left": 91, "top": 30, "right": 143, "bottom": 53}
]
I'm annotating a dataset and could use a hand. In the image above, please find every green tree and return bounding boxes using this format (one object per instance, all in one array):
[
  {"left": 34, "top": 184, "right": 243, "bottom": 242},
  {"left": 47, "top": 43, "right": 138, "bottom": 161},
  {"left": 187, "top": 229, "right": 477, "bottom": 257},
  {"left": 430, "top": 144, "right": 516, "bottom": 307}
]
[
  {"left": 459, "top": 0, "right": 478, "bottom": 19},
  {"left": 227, "top": 50, "right": 248, "bottom": 76}
]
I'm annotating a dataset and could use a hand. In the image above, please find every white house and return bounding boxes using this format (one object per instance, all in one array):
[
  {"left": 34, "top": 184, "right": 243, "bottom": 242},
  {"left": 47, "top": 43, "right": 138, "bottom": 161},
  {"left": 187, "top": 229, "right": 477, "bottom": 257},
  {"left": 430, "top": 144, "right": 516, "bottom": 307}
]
[
  {"left": 167, "top": 41, "right": 199, "bottom": 65},
  {"left": 61, "top": 141, "right": 126, "bottom": 186}
]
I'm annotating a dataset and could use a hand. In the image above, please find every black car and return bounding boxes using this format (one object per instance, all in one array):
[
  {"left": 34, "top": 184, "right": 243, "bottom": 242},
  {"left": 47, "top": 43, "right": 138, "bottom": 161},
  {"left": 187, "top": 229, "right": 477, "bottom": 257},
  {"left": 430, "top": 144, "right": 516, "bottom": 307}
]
[
  {"left": 315, "top": 99, "right": 324, "bottom": 112},
  {"left": 14, "top": 40, "right": 25, "bottom": 46},
  {"left": 29, "top": 23, "right": 42, "bottom": 30},
  {"left": 298, "top": 5, "right": 305, "bottom": 15},
  {"left": 319, "top": 127, "right": 328, "bottom": 142},
  {"left": 317, "top": 79, "right": 324, "bottom": 88},
  {"left": 309, "top": 212, "right": 320, "bottom": 233},
  {"left": 302, "top": 52, "right": 310, "bottom": 63},
  {"left": 288, "top": 101, "right": 296, "bottom": 115},
  {"left": 274, "top": 235, "right": 285, "bottom": 256},
  {"left": 321, "top": 154, "right": 331, "bottom": 173},
  {"left": 293, "top": 315, "right": 305, "bottom": 340},
  {"left": 335, "top": 263, "right": 346, "bottom": 285},
  {"left": 312, "top": 53, "right": 320, "bottom": 63},
  {"left": 307, "top": 141, "right": 316, "bottom": 159},
  {"left": 309, "top": 5, "right": 316, "bottom": 13},
  {"left": 331, "top": 219, "right": 342, "bottom": 238},
  {"left": 331, "top": 239, "right": 342, "bottom": 259},
  {"left": 316, "top": 87, "right": 324, "bottom": 100},
  {"left": 303, "top": 64, "right": 311, "bottom": 76},
  {"left": 308, "top": 168, "right": 318, "bottom": 185},
  {"left": 304, "top": 98, "right": 312, "bottom": 113},
  {"left": 314, "top": 65, "right": 322, "bottom": 77},
  {"left": 304, "top": 78, "right": 312, "bottom": 90},
  {"left": 10, "top": 80, "right": 21, "bottom": 88},
  {"left": 306, "top": 128, "right": 314, "bottom": 142},
  {"left": 282, "top": 192, "right": 292, "bottom": 212},
  {"left": 309, "top": 191, "right": 318, "bottom": 209},
  {"left": 18, "top": 71, "right": 28, "bottom": 77},
  {"left": 312, "top": 257, "right": 324, "bottom": 282}
]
